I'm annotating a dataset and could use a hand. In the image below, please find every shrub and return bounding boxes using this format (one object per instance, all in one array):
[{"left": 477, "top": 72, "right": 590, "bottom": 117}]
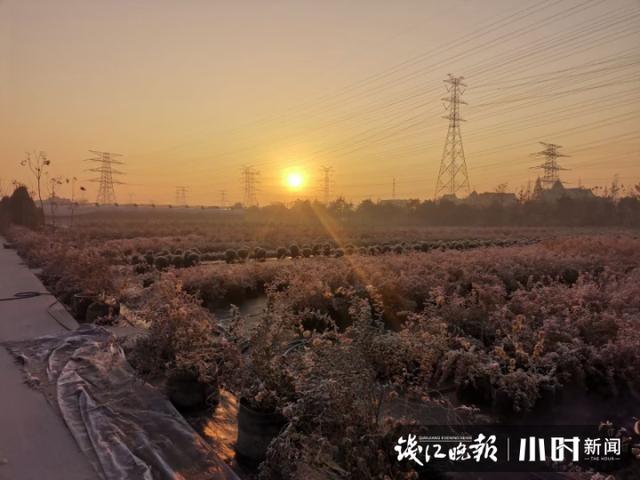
[
  {"left": 289, "top": 244, "right": 300, "bottom": 259},
  {"left": 225, "top": 249, "right": 237, "bottom": 264},
  {"left": 277, "top": 247, "right": 288, "bottom": 259},
  {"left": 170, "top": 254, "right": 184, "bottom": 268},
  {"left": 154, "top": 256, "right": 170, "bottom": 270},
  {"left": 183, "top": 250, "right": 199, "bottom": 267},
  {"left": 134, "top": 264, "right": 148, "bottom": 274},
  {"left": 1, "top": 186, "right": 43, "bottom": 230},
  {"left": 302, "top": 247, "right": 312, "bottom": 258},
  {"left": 238, "top": 248, "right": 249, "bottom": 262},
  {"left": 255, "top": 247, "right": 267, "bottom": 262},
  {"left": 127, "top": 274, "right": 239, "bottom": 385}
]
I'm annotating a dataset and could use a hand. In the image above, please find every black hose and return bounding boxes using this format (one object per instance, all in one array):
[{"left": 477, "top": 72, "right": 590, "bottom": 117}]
[{"left": 0, "top": 291, "right": 53, "bottom": 302}]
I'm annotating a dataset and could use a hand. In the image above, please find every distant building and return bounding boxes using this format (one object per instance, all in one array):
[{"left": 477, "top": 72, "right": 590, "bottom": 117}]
[
  {"left": 534, "top": 179, "right": 596, "bottom": 203},
  {"left": 379, "top": 199, "right": 412, "bottom": 207},
  {"left": 439, "top": 194, "right": 461, "bottom": 204},
  {"left": 466, "top": 191, "right": 518, "bottom": 207},
  {"left": 438, "top": 191, "right": 517, "bottom": 207}
]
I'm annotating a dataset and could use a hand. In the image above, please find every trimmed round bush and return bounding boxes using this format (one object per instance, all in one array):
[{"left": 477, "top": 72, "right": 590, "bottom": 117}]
[
  {"left": 237, "top": 248, "right": 249, "bottom": 262},
  {"left": 225, "top": 249, "right": 237, "bottom": 264},
  {"left": 254, "top": 247, "right": 267, "bottom": 262},
  {"left": 276, "top": 247, "right": 288, "bottom": 259},
  {"left": 134, "top": 264, "right": 148, "bottom": 274},
  {"left": 183, "top": 251, "right": 200, "bottom": 267},
  {"left": 289, "top": 244, "right": 300, "bottom": 259},
  {"left": 171, "top": 255, "right": 184, "bottom": 268},
  {"left": 154, "top": 256, "right": 170, "bottom": 270}
]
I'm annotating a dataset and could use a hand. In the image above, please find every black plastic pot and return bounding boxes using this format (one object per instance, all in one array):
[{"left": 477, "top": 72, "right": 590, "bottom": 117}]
[
  {"left": 235, "top": 398, "right": 287, "bottom": 467},
  {"left": 166, "top": 370, "right": 219, "bottom": 412},
  {"left": 72, "top": 293, "right": 95, "bottom": 322}
]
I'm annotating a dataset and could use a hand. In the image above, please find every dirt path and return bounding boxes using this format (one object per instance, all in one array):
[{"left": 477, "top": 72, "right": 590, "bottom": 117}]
[{"left": 0, "top": 238, "right": 98, "bottom": 480}]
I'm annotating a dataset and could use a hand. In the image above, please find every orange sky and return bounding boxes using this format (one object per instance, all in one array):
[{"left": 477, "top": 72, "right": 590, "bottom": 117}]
[{"left": 1, "top": 0, "right": 639, "bottom": 205}]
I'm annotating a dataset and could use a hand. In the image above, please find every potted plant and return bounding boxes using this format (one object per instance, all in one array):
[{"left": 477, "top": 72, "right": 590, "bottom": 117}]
[
  {"left": 127, "top": 274, "right": 240, "bottom": 412},
  {"left": 231, "top": 311, "right": 295, "bottom": 466}
]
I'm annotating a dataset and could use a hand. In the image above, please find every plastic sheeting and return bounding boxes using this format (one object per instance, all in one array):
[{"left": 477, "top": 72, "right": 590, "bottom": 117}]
[{"left": 4, "top": 326, "right": 239, "bottom": 480}]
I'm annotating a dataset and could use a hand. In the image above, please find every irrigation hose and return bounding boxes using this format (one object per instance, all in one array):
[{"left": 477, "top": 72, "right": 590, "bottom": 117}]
[{"left": 0, "top": 291, "right": 75, "bottom": 331}]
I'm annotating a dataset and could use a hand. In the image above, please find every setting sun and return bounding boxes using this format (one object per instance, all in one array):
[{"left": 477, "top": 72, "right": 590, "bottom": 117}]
[{"left": 286, "top": 171, "right": 305, "bottom": 190}]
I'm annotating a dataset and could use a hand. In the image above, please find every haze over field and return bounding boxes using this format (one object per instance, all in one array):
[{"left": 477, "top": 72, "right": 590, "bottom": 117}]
[{"left": 1, "top": 0, "right": 639, "bottom": 205}]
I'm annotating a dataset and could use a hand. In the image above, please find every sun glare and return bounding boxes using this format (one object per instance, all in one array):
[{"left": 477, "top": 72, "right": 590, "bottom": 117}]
[{"left": 286, "top": 171, "right": 304, "bottom": 190}]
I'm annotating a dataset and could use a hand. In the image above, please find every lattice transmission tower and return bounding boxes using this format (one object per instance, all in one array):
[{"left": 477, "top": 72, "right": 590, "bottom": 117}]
[
  {"left": 434, "top": 74, "right": 471, "bottom": 199},
  {"left": 530, "top": 142, "right": 570, "bottom": 187},
  {"left": 175, "top": 186, "right": 188, "bottom": 206},
  {"left": 86, "top": 150, "right": 125, "bottom": 204},
  {"left": 242, "top": 166, "right": 260, "bottom": 206},
  {"left": 320, "top": 165, "right": 332, "bottom": 204}
]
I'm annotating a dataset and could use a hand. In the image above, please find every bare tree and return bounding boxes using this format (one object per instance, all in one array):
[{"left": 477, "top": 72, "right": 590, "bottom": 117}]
[
  {"left": 46, "top": 175, "right": 64, "bottom": 227},
  {"left": 495, "top": 183, "right": 509, "bottom": 194},
  {"left": 20, "top": 151, "right": 50, "bottom": 212}
]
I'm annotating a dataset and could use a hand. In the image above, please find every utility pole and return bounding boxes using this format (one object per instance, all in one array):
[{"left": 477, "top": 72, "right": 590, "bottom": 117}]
[
  {"left": 321, "top": 165, "right": 332, "bottom": 204},
  {"left": 434, "top": 74, "right": 471, "bottom": 199},
  {"left": 242, "top": 166, "right": 259, "bottom": 206},
  {"left": 530, "top": 142, "right": 569, "bottom": 188},
  {"left": 70, "top": 177, "right": 78, "bottom": 227},
  {"left": 219, "top": 190, "right": 226, "bottom": 208},
  {"left": 175, "top": 186, "right": 188, "bottom": 206},
  {"left": 86, "top": 150, "right": 124, "bottom": 204}
]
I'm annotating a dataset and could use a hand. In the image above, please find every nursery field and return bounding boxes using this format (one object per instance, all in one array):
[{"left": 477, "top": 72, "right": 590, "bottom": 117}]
[{"left": 5, "top": 219, "right": 640, "bottom": 479}]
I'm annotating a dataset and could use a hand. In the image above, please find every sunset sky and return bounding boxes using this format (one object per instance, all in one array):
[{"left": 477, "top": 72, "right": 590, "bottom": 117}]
[{"left": 1, "top": 0, "right": 639, "bottom": 205}]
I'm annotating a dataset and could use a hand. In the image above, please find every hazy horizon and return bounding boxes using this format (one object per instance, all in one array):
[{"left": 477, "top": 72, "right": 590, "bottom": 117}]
[{"left": 1, "top": 0, "right": 639, "bottom": 205}]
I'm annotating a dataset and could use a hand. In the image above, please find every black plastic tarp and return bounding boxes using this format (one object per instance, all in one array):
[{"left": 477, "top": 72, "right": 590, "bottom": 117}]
[{"left": 4, "top": 326, "right": 239, "bottom": 480}]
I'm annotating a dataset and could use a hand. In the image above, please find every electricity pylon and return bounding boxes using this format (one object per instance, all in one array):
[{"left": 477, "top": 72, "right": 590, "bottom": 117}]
[
  {"left": 175, "top": 186, "right": 188, "bottom": 206},
  {"left": 434, "top": 74, "right": 471, "bottom": 199},
  {"left": 242, "top": 166, "right": 259, "bottom": 206},
  {"left": 86, "top": 150, "right": 124, "bottom": 204},
  {"left": 530, "top": 142, "right": 570, "bottom": 188},
  {"left": 321, "top": 165, "right": 332, "bottom": 204}
]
